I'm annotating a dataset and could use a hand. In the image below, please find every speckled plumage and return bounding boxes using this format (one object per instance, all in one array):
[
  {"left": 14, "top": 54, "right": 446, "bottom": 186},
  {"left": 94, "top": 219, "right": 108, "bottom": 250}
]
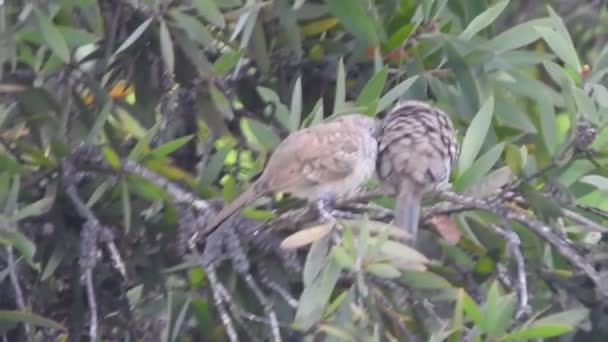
[
  {"left": 202, "top": 114, "right": 379, "bottom": 237},
  {"left": 376, "top": 100, "right": 458, "bottom": 244}
]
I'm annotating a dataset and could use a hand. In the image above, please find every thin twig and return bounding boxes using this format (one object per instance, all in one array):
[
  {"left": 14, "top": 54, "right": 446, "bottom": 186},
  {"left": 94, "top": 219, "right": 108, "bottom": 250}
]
[
  {"left": 85, "top": 269, "right": 98, "bottom": 342},
  {"left": 488, "top": 224, "right": 531, "bottom": 322},
  {"left": 204, "top": 264, "right": 239, "bottom": 342},
  {"left": 437, "top": 191, "right": 602, "bottom": 292},
  {"left": 105, "top": 241, "right": 127, "bottom": 279},
  {"left": 562, "top": 208, "right": 608, "bottom": 232},
  {"left": 7, "top": 246, "right": 29, "bottom": 336}
]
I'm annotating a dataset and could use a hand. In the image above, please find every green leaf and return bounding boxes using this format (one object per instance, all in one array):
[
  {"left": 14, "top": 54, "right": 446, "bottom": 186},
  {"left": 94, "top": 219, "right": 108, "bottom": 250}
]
[
  {"left": 504, "top": 308, "right": 588, "bottom": 340},
  {"left": 375, "top": 239, "right": 429, "bottom": 266},
  {"left": 458, "top": 96, "right": 495, "bottom": 173},
  {"left": 0, "top": 231, "right": 36, "bottom": 267},
  {"left": 0, "top": 310, "right": 65, "bottom": 330},
  {"left": 86, "top": 100, "right": 114, "bottom": 144},
  {"left": 240, "top": 118, "right": 281, "bottom": 152},
  {"left": 451, "top": 289, "right": 465, "bottom": 342},
  {"left": 0, "top": 105, "right": 7, "bottom": 127},
  {"left": 490, "top": 294, "right": 517, "bottom": 337},
  {"left": 539, "top": 99, "right": 557, "bottom": 156},
  {"left": 580, "top": 175, "right": 608, "bottom": 192},
  {"left": 128, "top": 120, "right": 163, "bottom": 161},
  {"left": 331, "top": 245, "right": 355, "bottom": 269},
  {"left": 483, "top": 281, "right": 502, "bottom": 336},
  {"left": 322, "top": 289, "right": 349, "bottom": 319},
  {"left": 386, "top": 22, "right": 419, "bottom": 52},
  {"left": 366, "top": 263, "right": 401, "bottom": 279},
  {"left": 159, "top": 20, "right": 175, "bottom": 74},
  {"left": 377, "top": 75, "right": 419, "bottom": 113},
  {"left": 356, "top": 67, "right": 388, "bottom": 111},
  {"left": 325, "top": 0, "right": 378, "bottom": 44},
  {"left": 505, "top": 145, "right": 524, "bottom": 175},
  {"left": 213, "top": 49, "right": 244, "bottom": 75},
  {"left": 289, "top": 76, "right": 303, "bottom": 131},
  {"left": 11, "top": 196, "right": 54, "bottom": 222},
  {"left": 534, "top": 26, "right": 581, "bottom": 73},
  {"left": 115, "top": 18, "right": 153, "bottom": 55},
  {"left": 102, "top": 146, "right": 120, "bottom": 169},
  {"left": 40, "top": 245, "right": 65, "bottom": 281},
  {"left": 303, "top": 235, "right": 331, "bottom": 287},
  {"left": 293, "top": 259, "right": 342, "bottom": 331},
  {"left": 572, "top": 87, "right": 599, "bottom": 125},
  {"left": 459, "top": 0, "right": 509, "bottom": 40},
  {"left": 33, "top": 9, "right": 70, "bottom": 63},
  {"left": 114, "top": 108, "right": 147, "bottom": 138},
  {"left": 503, "top": 325, "right": 572, "bottom": 341},
  {"left": 170, "top": 11, "right": 216, "bottom": 48},
  {"left": 400, "top": 270, "right": 453, "bottom": 289},
  {"left": 199, "top": 145, "right": 232, "bottom": 188},
  {"left": 57, "top": 26, "right": 99, "bottom": 49},
  {"left": 0, "top": 155, "right": 23, "bottom": 175},
  {"left": 462, "top": 292, "right": 485, "bottom": 331},
  {"left": 454, "top": 142, "right": 505, "bottom": 191},
  {"left": 485, "top": 18, "right": 552, "bottom": 53},
  {"left": 171, "top": 296, "right": 192, "bottom": 342},
  {"left": 333, "top": 58, "right": 346, "bottom": 115},
  {"left": 194, "top": 0, "right": 225, "bottom": 28},
  {"left": 141, "top": 135, "right": 194, "bottom": 161},
  {"left": 257, "top": 86, "right": 291, "bottom": 129},
  {"left": 209, "top": 83, "right": 234, "bottom": 119}
]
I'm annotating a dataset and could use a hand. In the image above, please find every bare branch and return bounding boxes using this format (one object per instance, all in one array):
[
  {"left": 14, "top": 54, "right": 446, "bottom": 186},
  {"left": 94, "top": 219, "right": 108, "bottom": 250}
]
[{"left": 437, "top": 191, "right": 602, "bottom": 292}]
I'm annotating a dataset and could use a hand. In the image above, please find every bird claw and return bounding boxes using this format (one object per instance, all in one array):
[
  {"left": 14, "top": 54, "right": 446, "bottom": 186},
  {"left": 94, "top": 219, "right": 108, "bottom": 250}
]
[{"left": 313, "top": 194, "right": 338, "bottom": 227}]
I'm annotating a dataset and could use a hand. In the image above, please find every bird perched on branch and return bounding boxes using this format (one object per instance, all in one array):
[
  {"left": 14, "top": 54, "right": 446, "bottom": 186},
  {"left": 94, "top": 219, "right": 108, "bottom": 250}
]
[
  {"left": 197, "top": 113, "right": 379, "bottom": 241},
  {"left": 376, "top": 100, "right": 458, "bottom": 245}
]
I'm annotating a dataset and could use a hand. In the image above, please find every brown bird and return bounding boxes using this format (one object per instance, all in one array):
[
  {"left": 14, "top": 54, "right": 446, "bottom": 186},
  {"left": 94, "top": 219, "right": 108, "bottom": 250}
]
[
  {"left": 376, "top": 100, "right": 458, "bottom": 244},
  {"left": 198, "top": 113, "right": 379, "bottom": 239}
]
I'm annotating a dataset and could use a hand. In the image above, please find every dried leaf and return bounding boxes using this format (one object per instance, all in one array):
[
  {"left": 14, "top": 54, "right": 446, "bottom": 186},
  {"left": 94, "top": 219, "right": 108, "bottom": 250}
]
[
  {"left": 280, "top": 224, "right": 332, "bottom": 250},
  {"left": 429, "top": 215, "right": 461, "bottom": 245}
]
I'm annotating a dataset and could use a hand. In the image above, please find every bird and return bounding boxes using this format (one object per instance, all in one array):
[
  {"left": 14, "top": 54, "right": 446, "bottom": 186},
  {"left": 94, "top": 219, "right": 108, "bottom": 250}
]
[
  {"left": 376, "top": 100, "right": 458, "bottom": 245},
  {"left": 198, "top": 113, "right": 379, "bottom": 240}
]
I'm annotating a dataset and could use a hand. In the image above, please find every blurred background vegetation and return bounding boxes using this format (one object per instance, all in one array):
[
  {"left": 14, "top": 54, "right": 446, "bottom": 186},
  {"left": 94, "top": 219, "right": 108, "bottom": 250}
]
[{"left": 2, "top": 0, "right": 608, "bottom": 341}]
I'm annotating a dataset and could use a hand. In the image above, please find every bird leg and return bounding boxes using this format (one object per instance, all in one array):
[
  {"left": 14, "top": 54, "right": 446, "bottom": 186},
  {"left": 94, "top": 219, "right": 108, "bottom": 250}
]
[{"left": 313, "top": 193, "right": 338, "bottom": 226}]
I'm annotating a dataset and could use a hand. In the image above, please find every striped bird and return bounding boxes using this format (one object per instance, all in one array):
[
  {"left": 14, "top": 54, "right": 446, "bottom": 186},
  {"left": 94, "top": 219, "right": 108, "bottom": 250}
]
[{"left": 376, "top": 100, "right": 458, "bottom": 245}]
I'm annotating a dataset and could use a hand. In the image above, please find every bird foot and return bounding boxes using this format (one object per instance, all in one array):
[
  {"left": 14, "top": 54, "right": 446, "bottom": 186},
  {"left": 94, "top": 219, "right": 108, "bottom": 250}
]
[{"left": 313, "top": 193, "right": 338, "bottom": 226}]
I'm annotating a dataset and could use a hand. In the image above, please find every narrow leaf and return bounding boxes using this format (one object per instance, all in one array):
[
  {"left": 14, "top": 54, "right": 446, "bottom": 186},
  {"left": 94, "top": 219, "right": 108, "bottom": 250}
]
[
  {"left": 325, "top": 0, "right": 378, "bottom": 44},
  {"left": 142, "top": 135, "right": 195, "bottom": 161},
  {"left": 377, "top": 76, "right": 419, "bottom": 113},
  {"left": 115, "top": 18, "right": 153, "bottom": 55},
  {"left": 454, "top": 142, "right": 505, "bottom": 191},
  {"left": 0, "top": 310, "right": 65, "bottom": 330},
  {"left": 159, "top": 20, "right": 175, "bottom": 73},
  {"left": 356, "top": 67, "right": 388, "bottom": 110},
  {"left": 460, "top": 0, "right": 509, "bottom": 40},
  {"left": 458, "top": 96, "right": 495, "bottom": 173},
  {"left": 194, "top": 0, "right": 225, "bottom": 28},
  {"left": 240, "top": 118, "right": 281, "bottom": 152},
  {"left": 34, "top": 9, "right": 70, "bottom": 63},
  {"left": 333, "top": 58, "right": 346, "bottom": 115},
  {"left": 534, "top": 26, "right": 581, "bottom": 73},
  {"left": 290, "top": 76, "right": 303, "bottom": 131}
]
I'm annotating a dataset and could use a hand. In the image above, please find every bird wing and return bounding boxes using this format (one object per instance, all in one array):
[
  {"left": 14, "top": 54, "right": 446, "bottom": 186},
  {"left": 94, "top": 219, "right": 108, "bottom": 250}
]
[{"left": 263, "top": 122, "right": 360, "bottom": 192}]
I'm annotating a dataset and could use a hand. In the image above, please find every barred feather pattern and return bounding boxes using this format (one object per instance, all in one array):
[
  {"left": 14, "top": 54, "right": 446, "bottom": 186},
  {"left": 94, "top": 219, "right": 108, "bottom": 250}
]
[{"left": 376, "top": 100, "right": 458, "bottom": 244}]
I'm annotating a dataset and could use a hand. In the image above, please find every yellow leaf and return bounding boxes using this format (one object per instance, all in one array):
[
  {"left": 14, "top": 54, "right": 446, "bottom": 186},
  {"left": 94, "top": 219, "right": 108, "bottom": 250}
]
[{"left": 300, "top": 17, "right": 340, "bottom": 37}]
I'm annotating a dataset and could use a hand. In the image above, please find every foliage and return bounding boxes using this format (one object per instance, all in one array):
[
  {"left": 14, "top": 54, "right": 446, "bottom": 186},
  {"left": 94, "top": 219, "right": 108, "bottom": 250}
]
[{"left": 1, "top": 0, "right": 608, "bottom": 341}]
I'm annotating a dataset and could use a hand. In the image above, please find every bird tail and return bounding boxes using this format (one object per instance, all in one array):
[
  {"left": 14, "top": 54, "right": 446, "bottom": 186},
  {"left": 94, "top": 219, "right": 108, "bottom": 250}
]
[
  {"left": 394, "top": 180, "right": 423, "bottom": 245},
  {"left": 202, "top": 182, "right": 265, "bottom": 237}
]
